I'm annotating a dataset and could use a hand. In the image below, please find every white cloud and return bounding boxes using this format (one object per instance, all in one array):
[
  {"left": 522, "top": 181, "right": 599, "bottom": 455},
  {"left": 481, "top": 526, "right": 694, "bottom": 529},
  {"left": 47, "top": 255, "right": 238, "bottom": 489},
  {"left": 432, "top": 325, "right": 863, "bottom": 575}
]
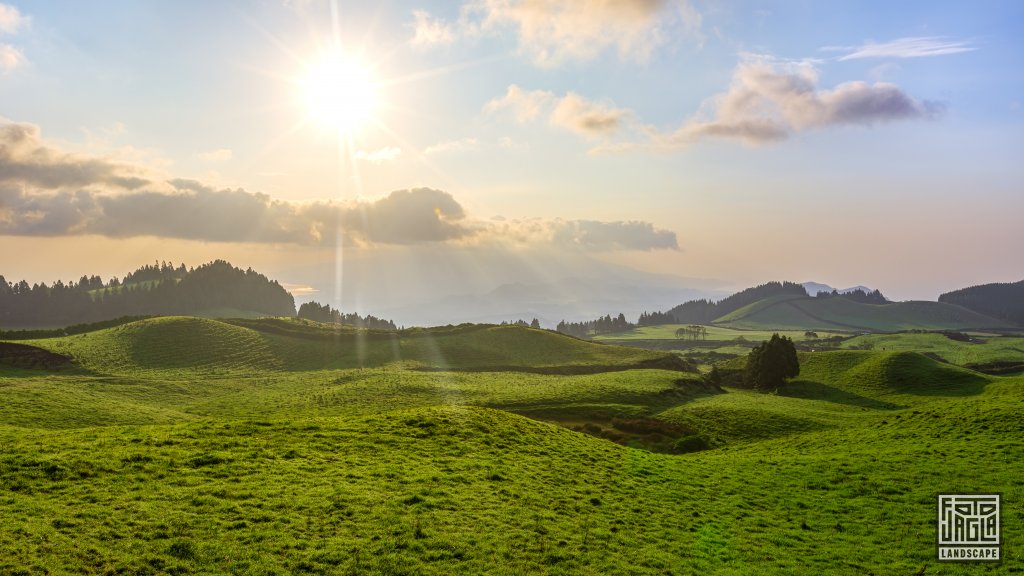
[
  {"left": 827, "top": 37, "right": 977, "bottom": 61},
  {"left": 486, "top": 84, "right": 630, "bottom": 137},
  {"left": 0, "top": 3, "right": 28, "bottom": 35},
  {"left": 280, "top": 282, "right": 320, "bottom": 296},
  {"left": 497, "top": 136, "right": 527, "bottom": 151},
  {"left": 0, "top": 42, "right": 23, "bottom": 71},
  {"left": 410, "top": 9, "right": 457, "bottom": 47},
  {"left": 423, "top": 138, "right": 478, "bottom": 155},
  {"left": 196, "top": 148, "right": 233, "bottom": 163},
  {"left": 354, "top": 146, "right": 403, "bottom": 163},
  {"left": 484, "top": 85, "right": 554, "bottom": 122},
  {"left": 411, "top": 0, "right": 701, "bottom": 67}
]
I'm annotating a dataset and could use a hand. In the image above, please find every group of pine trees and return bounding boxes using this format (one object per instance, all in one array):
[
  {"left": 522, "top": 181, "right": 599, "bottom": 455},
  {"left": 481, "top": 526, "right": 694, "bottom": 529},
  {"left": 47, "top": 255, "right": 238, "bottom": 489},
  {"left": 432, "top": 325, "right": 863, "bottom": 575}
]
[
  {"left": 744, "top": 333, "right": 800, "bottom": 390},
  {"left": 675, "top": 325, "right": 708, "bottom": 340},
  {"left": 637, "top": 311, "right": 674, "bottom": 326},
  {"left": 0, "top": 261, "right": 295, "bottom": 328},
  {"left": 500, "top": 318, "right": 542, "bottom": 329},
  {"left": 296, "top": 301, "right": 397, "bottom": 331},
  {"left": 814, "top": 288, "right": 888, "bottom": 304},
  {"left": 556, "top": 313, "right": 632, "bottom": 338}
]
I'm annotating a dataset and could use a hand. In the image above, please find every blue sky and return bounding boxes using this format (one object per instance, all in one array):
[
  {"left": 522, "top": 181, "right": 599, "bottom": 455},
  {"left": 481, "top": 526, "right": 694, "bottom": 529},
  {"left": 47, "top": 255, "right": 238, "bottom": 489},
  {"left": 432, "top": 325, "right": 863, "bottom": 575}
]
[{"left": 1, "top": 1, "right": 1022, "bottom": 320}]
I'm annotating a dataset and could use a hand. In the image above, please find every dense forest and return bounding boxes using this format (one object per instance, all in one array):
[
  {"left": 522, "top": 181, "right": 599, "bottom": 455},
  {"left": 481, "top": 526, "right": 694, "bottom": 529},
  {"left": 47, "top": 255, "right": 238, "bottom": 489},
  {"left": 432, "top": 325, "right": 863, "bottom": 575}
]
[
  {"left": 637, "top": 311, "right": 675, "bottom": 326},
  {"left": 939, "top": 280, "right": 1024, "bottom": 326},
  {"left": 297, "top": 301, "right": 398, "bottom": 331},
  {"left": 0, "top": 261, "right": 296, "bottom": 328}
]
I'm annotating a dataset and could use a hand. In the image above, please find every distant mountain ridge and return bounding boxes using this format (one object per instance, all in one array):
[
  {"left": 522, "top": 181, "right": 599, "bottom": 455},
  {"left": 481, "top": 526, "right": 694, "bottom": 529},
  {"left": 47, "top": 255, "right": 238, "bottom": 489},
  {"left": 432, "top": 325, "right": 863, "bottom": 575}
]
[
  {"left": 801, "top": 282, "right": 875, "bottom": 296},
  {"left": 380, "top": 277, "right": 725, "bottom": 327},
  {"left": 660, "top": 280, "right": 1013, "bottom": 332},
  {"left": 939, "top": 279, "right": 1024, "bottom": 326}
]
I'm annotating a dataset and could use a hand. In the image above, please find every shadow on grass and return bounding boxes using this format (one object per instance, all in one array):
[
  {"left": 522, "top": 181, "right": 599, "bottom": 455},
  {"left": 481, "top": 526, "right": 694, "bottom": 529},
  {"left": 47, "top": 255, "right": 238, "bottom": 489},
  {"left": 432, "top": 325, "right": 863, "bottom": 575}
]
[
  {"left": 489, "top": 377, "right": 724, "bottom": 417},
  {"left": 498, "top": 383, "right": 726, "bottom": 453},
  {"left": 780, "top": 379, "right": 905, "bottom": 410},
  {"left": 0, "top": 342, "right": 93, "bottom": 377},
  {"left": 878, "top": 354, "right": 992, "bottom": 397}
]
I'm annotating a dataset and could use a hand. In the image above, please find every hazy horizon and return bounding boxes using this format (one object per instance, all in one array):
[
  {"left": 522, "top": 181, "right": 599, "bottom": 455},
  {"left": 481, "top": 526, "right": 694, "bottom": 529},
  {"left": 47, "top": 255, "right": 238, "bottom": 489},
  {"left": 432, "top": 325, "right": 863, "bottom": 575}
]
[{"left": 2, "top": 1, "right": 1022, "bottom": 315}]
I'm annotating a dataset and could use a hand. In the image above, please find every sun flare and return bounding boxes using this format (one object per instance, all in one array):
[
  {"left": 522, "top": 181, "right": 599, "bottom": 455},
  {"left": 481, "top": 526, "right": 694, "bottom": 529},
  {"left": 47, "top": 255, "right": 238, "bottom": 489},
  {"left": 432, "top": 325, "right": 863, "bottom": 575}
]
[{"left": 299, "top": 50, "right": 378, "bottom": 135}]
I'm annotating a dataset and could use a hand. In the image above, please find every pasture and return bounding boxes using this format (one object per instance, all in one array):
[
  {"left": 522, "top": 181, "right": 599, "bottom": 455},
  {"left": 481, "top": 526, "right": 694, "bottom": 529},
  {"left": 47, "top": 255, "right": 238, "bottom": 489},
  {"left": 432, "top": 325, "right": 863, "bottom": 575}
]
[{"left": 0, "top": 317, "right": 1021, "bottom": 574}]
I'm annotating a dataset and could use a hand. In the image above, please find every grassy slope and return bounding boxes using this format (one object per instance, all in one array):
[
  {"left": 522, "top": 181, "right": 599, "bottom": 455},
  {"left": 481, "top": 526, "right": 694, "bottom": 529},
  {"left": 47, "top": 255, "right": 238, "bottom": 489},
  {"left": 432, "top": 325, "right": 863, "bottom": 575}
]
[
  {"left": 594, "top": 324, "right": 845, "bottom": 342},
  {"left": 716, "top": 296, "right": 1014, "bottom": 332},
  {"left": 1, "top": 323, "right": 1022, "bottom": 574},
  {"left": 841, "top": 331, "right": 1024, "bottom": 366},
  {"left": 712, "top": 293, "right": 808, "bottom": 324}
]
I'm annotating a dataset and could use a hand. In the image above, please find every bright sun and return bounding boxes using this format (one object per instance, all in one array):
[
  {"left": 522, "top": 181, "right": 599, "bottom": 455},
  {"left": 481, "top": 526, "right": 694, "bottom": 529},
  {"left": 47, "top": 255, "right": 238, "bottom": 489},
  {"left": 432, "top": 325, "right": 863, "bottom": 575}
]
[{"left": 299, "top": 50, "right": 378, "bottom": 135}]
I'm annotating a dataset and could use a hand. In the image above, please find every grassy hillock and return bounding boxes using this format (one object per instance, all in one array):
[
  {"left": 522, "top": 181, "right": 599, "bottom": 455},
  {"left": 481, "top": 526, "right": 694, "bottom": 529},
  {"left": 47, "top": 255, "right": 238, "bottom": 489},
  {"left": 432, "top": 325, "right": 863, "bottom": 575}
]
[
  {"left": 24, "top": 316, "right": 286, "bottom": 376},
  {"left": 794, "top": 351, "right": 990, "bottom": 398},
  {"left": 1, "top": 320, "right": 1022, "bottom": 574},
  {"left": 657, "top": 350, "right": 992, "bottom": 447}
]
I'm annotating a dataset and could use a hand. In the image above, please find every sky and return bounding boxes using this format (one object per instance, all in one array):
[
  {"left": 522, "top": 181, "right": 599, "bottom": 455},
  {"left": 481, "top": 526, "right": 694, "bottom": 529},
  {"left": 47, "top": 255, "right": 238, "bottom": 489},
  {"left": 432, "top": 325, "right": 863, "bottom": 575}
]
[{"left": 1, "top": 1, "right": 1022, "bottom": 324}]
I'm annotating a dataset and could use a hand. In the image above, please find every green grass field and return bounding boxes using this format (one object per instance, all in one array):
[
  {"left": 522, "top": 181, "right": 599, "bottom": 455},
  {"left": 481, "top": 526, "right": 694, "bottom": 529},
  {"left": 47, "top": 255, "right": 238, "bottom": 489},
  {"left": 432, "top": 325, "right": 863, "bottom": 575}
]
[
  {"left": 1, "top": 317, "right": 1021, "bottom": 574},
  {"left": 594, "top": 324, "right": 846, "bottom": 342},
  {"left": 841, "top": 331, "right": 1024, "bottom": 367}
]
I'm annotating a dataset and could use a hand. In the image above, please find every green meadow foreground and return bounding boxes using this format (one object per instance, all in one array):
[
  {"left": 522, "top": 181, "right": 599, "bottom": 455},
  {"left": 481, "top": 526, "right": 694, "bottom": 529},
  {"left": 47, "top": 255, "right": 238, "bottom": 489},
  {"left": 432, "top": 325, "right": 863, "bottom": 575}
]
[{"left": 1, "top": 317, "right": 1022, "bottom": 574}]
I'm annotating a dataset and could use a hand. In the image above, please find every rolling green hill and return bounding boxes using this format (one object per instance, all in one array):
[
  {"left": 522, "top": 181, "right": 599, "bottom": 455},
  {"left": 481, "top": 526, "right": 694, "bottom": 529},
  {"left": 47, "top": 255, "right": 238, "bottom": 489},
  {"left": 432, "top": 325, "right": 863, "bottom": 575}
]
[
  {"left": 712, "top": 295, "right": 1014, "bottom": 331},
  {"left": 1, "top": 321, "right": 1022, "bottom": 574},
  {"left": 18, "top": 316, "right": 686, "bottom": 377}
]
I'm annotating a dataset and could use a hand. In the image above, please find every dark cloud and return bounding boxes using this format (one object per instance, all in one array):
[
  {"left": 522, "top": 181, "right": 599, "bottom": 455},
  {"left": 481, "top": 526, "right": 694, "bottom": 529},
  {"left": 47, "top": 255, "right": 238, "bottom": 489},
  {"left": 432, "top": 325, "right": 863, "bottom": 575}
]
[
  {"left": 0, "top": 122, "right": 152, "bottom": 189},
  {"left": 0, "top": 182, "right": 470, "bottom": 246},
  {"left": 345, "top": 188, "right": 466, "bottom": 244},
  {"left": 551, "top": 220, "right": 679, "bottom": 251},
  {"left": 0, "top": 119, "right": 471, "bottom": 246},
  {"left": 488, "top": 217, "right": 679, "bottom": 251},
  {"left": 0, "top": 120, "right": 676, "bottom": 252}
]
